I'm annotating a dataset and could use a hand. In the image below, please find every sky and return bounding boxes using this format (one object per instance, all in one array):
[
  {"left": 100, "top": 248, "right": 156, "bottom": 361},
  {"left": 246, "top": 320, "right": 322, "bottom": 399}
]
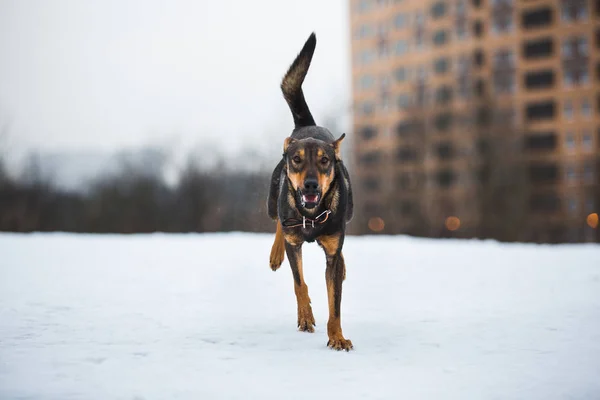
[{"left": 0, "top": 0, "right": 352, "bottom": 168}]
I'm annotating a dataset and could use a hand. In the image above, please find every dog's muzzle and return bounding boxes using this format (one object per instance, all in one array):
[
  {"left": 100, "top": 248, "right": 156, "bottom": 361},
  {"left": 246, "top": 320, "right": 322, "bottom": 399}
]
[{"left": 301, "top": 177, "right": 320, "bottom": 208}]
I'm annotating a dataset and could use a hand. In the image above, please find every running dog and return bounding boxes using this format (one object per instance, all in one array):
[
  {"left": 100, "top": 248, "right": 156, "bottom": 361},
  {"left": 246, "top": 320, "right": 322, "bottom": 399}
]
[{"left": 267, "top": 32, "right": 354, "bottom": 351}]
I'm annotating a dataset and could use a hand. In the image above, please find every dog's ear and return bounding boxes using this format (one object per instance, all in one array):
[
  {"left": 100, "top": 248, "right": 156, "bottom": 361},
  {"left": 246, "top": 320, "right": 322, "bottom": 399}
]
[
  {"left": 331, "top": 133, "right": 346, "bottom": 160},
  {"left": 283, "top": 137, "right": 297, "bottom": 154}
]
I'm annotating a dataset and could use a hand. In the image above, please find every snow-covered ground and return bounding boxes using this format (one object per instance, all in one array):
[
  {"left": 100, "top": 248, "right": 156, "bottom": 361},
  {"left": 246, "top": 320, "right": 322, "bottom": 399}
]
[{"left": 1, "top": 233, "right": 599, "bottom": 400}]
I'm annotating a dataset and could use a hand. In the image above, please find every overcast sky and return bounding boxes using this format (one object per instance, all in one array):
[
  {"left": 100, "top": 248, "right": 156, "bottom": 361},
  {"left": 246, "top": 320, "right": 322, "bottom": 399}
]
[{"left": 0, "top": 0, "right": 351, "bottom": 162}]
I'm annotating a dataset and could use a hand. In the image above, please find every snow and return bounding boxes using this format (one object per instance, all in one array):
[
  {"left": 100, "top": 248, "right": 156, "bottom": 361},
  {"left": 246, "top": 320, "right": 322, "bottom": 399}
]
[{"left": 1, "top": 232, "right": 599, "bottom": 399}]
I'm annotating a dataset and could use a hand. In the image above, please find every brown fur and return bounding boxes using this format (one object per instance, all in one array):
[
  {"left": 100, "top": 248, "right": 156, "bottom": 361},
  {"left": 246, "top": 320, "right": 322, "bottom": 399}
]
[
  {"left": 269, "top": 220, "right": 285, "bottom": 271},
  {"left": 267, "top": 33, "right": 355, "bottom": 351}
]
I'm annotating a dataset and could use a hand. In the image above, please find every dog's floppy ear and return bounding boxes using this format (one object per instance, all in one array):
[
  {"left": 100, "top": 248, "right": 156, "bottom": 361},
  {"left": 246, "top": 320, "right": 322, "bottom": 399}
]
[
  {"left": 331, "top": 133, "right": 346, "bottom": 160},
  {"left": 283, "top": 137, "right": 297, "bottom": 154}
]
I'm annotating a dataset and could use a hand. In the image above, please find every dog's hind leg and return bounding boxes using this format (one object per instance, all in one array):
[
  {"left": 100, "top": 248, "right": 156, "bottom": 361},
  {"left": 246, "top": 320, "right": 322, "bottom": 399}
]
[
  {"left": 269, "top": 220, "right": 285, "bottom": 271},
  {"left": 284, "top": 241, "right": 315, "bottom": 332}
]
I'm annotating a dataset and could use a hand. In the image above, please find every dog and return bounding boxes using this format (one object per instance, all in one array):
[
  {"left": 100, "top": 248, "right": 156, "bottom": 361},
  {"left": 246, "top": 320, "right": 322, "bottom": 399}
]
[{"left": 267, "top": 32, "right": 354, "bottom": 351}]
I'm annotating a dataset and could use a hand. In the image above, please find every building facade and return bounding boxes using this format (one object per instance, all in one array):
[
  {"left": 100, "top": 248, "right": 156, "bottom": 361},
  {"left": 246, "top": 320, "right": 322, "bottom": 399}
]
[{"left": 349, "top": 0, "right": 600, "bottom": 242}]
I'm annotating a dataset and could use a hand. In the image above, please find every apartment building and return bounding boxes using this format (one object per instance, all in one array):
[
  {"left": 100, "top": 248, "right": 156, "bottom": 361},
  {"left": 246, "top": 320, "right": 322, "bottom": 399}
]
[{"left": 349, "top": 0, "right": 599, "bottom": 242}]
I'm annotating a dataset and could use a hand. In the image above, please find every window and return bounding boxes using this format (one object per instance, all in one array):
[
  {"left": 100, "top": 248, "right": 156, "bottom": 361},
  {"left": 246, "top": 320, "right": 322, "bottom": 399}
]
[
  {"left": 397, "top": 173, "right": 420, "bottom": 190},
  {"left": 434, "top": 113, "right": 453, "bottom": 131},
  {"left": 493, "top": 49, "right": 515, "bottom": 94},
  {"left": 358, "top": 75, "right": 375, "bottom": 90},
  {"left": 524, "top": 69, "right": 554, "bottom": 90},
  {"left": 433, "top": 57, "right": 450, "bottom": 74},
  {"left": 523, "top": 37, "right": 553, "bottom": 59},
  {"left": 561, "top": 0, "right": 587, "bottom": 22},
  {"left": 435, "top": 85, "right": 453, "bottom": 105},
  {"left": 395, "top": 40, "right": 409, "bottom": 55},
  {"left": 565, "top": 132, "right": 576, "bottom": 150},
  {"left": 394, "top": 13, "right": 408, "bottom": 29},
  {"left": 525, "top": 132, "right": 557, "bottom": 151},
  {"left": 398, "top": 201, "right": 415, "bottom": 216},
  {"left": 435, "top": 142, "right": 454, "bottom": 160},
  {"left": 359, "top": 151, "right": 382, "bottom": 166},
  {"left": 358, "top": 49, "right": 376, "bottom": 65},
  {"left": 530, "top": 192, "right": 560, "bottom": 212},
  {"left": 526, "top": 100, "right": 555, "bottom": 121},
  {"left": 582, "top": 98, "right": 592, "bottom": 116},
  {"left": 360, "top": 101, "right": 375, "bottom": 115},
  {"left": 476, "top": 107, "right": 491, "bottom": 127},
  {"left": 473, "top": 49, "right": 485, "bottom": 67},
  {"left": 457, "top": 56, "right": 471, "bottom": 98},
  {"left": 356, "top": 24, "right": 374, "bottom": 39},
  {"left": 396, "top": 119, "right": 424, "bottom": 137},
  {"left": 583, "top": 162, "right": 595, "bottom": 182},
  {"left": 529, "top": 164, "right": 559, "bottom": 183},
  {"left": 397, "top": 173, "right": 411, "bottom": 190},
  {"left": 397, "top": 94, "right": 412, "bottom": 109},
  {"left": 456, "top": 0, "right": 468, "bottom": 39},
  {"left": 436, "top": 169, "right": 456, "bottom": 188},
  {"left": 585, "top": 196, "right": 595, "bottom": 212},
  {"left": 357, "top": 0, "right": 372, "bottom": 13},
  {"left": 414, "top": 11, "right": 426, "bottom": 50},
  {"left": 363, "top": 177, "right": 380, "bottom": 190},
  {"left": 564, "top": 100, "right": 573, "bottom": 120},
  {"left": 431, "top": 2, "right": 447, "bottom": 18},
  {"left": 473, "top": 21, "right": 484, "bottom": 37},
  {"left": 433, "top": 30, "right": 448, "bottom": 46},
  {"left": 360, "top": 126, "right": 378, "bottom": 141},
  {"left": 363, "top": 202, "right": 381, "bottom": 215},
  {"left": 493, "top": 108, "right": 516, "bottom": 127},
  {"left": 492, "top": 0, "right": 513, "bottom": 34},
  {"left": 475, "top": 79, "right": 486, "bottom": 97},
  {"left": 562, "top": 37, "right": 588, "bottom": 57},
  {"left": 522, "top": 7, "right": 553, "bottom": 29},
  {"left": 396, "top": 147, "right": 419, "bottom": 162},
  {"left": 567, "top": 197, "right": 578, "bottom": 213},
  {"left": 562, "top": 37, "right": 589, "bottom": 86},
  {"left": 582, "top": 130, "right": 592, "bottom": 149},
  {"left": 394, "top": 66, "right": 409, "bottom": 82},
  {"left": 415, "top": 66, "right": 429, "bottom": 106}
]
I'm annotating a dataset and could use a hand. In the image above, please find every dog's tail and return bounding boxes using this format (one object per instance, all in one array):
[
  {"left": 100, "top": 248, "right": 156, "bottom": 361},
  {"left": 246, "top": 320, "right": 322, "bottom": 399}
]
[{"left": 281, "top": 32, "right": 317, "bottom": 128}]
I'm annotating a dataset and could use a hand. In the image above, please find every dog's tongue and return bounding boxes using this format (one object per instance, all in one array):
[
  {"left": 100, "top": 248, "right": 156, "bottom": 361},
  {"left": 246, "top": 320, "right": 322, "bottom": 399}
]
[{"left": 303, "top": 194, "right": 318, "bottom": 203}]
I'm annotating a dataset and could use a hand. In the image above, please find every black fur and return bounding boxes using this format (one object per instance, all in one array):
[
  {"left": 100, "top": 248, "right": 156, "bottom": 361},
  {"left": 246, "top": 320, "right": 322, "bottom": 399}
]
[
  {"left": 267, "top": 32, "right": 354, "bottom": 350},
  {"left": 280, "top": 33, "right": 317, "bottom": 128}
]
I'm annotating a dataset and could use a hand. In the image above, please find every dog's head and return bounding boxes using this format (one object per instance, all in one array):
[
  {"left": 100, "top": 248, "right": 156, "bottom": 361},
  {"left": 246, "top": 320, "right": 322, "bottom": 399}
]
[{"left": 284, "top": 133, "right": 345, "bottom": 209}]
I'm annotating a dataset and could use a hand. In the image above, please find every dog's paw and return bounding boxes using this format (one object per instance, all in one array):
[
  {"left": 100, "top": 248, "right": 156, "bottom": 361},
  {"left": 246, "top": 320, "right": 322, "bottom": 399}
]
[
  {"left": 269, "top": 251, "right": 284, "bottom": 271},
  {"left": 270, "top": 258, "right": 283, "bottom": 271},
  {"left": 297, "top": 311, "right": 315, "bottom": 333},
  {"left": 327, "top": 337, "right": 353, "bottom": 351}
]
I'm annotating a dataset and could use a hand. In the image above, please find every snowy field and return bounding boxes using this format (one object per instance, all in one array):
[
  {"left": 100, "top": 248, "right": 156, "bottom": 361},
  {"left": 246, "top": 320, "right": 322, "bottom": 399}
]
[{"left": 1, "top": 233, "right": 599, "bottom": 400}]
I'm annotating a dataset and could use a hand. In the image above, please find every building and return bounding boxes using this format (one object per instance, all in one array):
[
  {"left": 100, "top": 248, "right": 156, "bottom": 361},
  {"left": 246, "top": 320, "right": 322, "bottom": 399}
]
[{"left": 348, "top": 0, "right": 600, "bottom": 242}]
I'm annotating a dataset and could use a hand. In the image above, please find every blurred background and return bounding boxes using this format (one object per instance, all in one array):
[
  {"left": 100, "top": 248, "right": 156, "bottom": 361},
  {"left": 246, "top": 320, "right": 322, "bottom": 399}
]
[{"left": 0, "top": 0, "right": 598, "bottom": 243}]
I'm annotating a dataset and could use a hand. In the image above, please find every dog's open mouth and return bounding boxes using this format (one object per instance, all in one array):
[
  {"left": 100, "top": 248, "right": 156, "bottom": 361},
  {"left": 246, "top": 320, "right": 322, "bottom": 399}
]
[{"left": 301, "top": 193, "right": 320, "bottom": 208}]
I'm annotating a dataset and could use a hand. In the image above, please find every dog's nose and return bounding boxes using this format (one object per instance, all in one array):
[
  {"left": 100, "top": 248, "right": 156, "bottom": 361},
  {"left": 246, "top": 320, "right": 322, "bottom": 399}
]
[{"left": 304, "top": 178, "right": 318, "bottom": 192}]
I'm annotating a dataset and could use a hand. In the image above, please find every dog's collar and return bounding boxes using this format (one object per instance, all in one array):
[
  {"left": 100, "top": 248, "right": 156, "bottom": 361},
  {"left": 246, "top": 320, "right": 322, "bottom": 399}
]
[{"left": 282, "top": 210, "right": 331, "bottom": 229}]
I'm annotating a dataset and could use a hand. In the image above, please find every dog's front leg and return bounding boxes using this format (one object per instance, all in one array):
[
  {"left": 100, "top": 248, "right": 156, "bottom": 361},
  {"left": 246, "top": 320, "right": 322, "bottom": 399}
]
[
  {"left": 325, "top": 253, "right": 352, "bottom": 351},
  {"left": 284, "top": 240, "right": 315, "bottom": 332},
  {"left": 319, "top": 234, "right": 353, "bottom": 351}
]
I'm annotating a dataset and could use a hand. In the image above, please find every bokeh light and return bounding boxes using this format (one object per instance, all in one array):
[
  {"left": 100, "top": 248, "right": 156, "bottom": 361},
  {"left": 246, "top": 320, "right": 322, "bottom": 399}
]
[
  {"left": 445, "top": 216, "right": 461, "bottom": 231},
  {"left": 368, "top": 217, "right": 385, "bottom": 232},
  {"left": 587, "top": 213, "right": 599, "bottom": 229}
]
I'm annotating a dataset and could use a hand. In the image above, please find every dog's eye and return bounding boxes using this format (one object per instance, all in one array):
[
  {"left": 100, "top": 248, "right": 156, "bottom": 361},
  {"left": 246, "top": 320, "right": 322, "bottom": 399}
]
[
  {"left": 292, "top": 155, "right": 302, "bottom": 163},
  {"left": 320, "top": 157, "right": 329, "bottom": 165}
]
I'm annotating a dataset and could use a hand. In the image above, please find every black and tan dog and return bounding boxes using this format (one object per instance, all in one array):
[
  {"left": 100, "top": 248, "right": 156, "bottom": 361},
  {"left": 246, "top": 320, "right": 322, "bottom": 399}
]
[{"left": 267, "top": 33, "right": 354, "bottom": 351}]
